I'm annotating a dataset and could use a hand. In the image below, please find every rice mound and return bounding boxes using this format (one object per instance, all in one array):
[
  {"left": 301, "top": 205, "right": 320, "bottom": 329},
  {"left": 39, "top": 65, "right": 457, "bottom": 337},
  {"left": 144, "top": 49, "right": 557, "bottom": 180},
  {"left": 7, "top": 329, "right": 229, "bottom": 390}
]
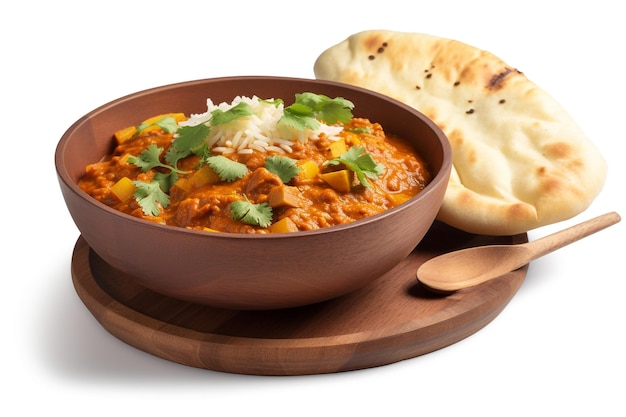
[{"left": 179, "top": 96, "right": 344, "bottom": 155}]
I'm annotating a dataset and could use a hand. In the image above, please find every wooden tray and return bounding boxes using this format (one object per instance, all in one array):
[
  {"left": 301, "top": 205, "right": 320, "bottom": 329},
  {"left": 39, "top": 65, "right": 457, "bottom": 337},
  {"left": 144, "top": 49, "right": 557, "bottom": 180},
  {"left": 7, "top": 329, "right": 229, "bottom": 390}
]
[{"left": 71, "top": 222, "right": 528, "bottom": 376}]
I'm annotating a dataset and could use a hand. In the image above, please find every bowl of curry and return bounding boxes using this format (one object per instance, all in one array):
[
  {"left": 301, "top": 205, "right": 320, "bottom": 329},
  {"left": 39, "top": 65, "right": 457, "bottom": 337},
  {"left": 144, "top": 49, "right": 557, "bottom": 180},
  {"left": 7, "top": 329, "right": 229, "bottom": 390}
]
[{"left": 56, "top": 76, "right": 451, "bottom": 310}]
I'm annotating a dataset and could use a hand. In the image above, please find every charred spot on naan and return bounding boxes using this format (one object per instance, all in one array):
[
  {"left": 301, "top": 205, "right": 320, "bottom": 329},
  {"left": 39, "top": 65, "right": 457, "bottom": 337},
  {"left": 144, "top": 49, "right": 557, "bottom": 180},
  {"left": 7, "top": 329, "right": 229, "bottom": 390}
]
[
  {"left": 487, "top": 67, "right": 521, "bottom": 90},
  {"left": 363, "top": 33, "right": 390, "bottom": 60}
]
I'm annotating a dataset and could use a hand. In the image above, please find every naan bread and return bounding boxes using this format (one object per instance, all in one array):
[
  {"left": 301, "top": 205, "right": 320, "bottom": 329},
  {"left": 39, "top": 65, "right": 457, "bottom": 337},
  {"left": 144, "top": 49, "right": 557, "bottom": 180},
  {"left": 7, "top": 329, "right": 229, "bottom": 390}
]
[{"left": 314, "top": 30, "right": 607, "bottom": 235}]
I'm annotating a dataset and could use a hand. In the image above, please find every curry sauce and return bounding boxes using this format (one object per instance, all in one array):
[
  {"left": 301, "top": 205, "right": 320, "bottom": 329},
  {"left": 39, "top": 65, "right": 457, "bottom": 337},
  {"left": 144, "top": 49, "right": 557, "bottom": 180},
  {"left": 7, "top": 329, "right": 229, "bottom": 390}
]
[{"left": 79, "top": 117, "right": 431, "bottom": 234}]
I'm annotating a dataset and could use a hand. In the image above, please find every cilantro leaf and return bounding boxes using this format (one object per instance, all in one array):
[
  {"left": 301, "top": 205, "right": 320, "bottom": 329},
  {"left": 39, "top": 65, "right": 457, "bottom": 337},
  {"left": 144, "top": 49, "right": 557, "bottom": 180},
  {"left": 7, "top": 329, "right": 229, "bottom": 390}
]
[
  {"left": 193, "top": 142, "right": 212, "bottom": 165},
  {"left": 279, "top": 103, "right": 321, "bottom": 131},
  {"left": 295, "top": 92, "right": 354, "bottom": 124},
  {"left": 210, "top": 102, "right": 254, "bottom": 125},
  {"left": 318, "top": 100, "right": 354, "bottom": 124},
  {"left": 205, "top": 155, "right": 248, "bottom": 182},
  {"left": 174, "top": 123, "right": 212, "bottom": 150},
  {"left": 128, "top": 144, "right": 189, "bottom": 174},
  {"left": 265, "top": 155, "right": 301, "bottom": 183},
  {"left": 165, "top": 123, "right": 211, "bottom": 166},
  {"left": 153, "top": 171, "right": 178, "bottom": 194},
  {"left": 278, "top": 93, "right": 354, "bottom": 132},
  {"left": 230, "top": 195, "right": 273, "bottom": 227},
  {"left": 128, "top": 144, "right": 166, "bottom": 172},
  {"left": 132, "top": 180, "right": 170, "bottom": 216},
  {"left": 323, "top": 146, "right": 385, "bottom": 187}
]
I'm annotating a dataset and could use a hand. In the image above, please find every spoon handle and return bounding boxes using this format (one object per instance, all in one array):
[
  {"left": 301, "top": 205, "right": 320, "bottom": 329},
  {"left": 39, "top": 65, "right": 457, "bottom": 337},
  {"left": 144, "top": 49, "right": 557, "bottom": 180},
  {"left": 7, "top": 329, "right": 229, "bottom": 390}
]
[{"left": 525, "top": 212, "right": 621, "bottom": 261}]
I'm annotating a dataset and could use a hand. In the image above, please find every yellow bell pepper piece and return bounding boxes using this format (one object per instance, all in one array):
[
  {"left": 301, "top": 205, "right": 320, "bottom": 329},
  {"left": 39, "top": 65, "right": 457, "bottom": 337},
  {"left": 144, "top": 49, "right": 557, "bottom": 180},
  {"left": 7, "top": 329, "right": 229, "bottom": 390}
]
[
  {"left": 117, "top": 153, "right": 132, "bottom": 166},
  {"left": 320, "top": 169, "right": 352, "bottom": 193},
  {"left": 138, "top": 113, "right": 187, "bottom": 135},
  {"left": 297, "top": 159, "right": 320, "bottom": 180},
  {"left": 110, "top": 177, "right": 136, "bottom": 203},
  {"left": 171, "top": 177, "right": 192, "bottom": 194},
  {"left": 328, "top": 138, "right": 348, "bottom": 158},
  {"left": 141, "top": 112, "right": 187, "bottom": 125},
  {"left": 269, "top": 217, "right": 299, "bottom": 233},
  {"left": 387, "top": 193, "right": 413, "bottom": 206},
  {"left": 189, "top": 165, "right": 220, "bottom": 187},
  {"left": 114, "top": 113, "right": 187, "bottom": 145},
  {"left": 114, "top": 126, "right": 138, "bottom": 145}
]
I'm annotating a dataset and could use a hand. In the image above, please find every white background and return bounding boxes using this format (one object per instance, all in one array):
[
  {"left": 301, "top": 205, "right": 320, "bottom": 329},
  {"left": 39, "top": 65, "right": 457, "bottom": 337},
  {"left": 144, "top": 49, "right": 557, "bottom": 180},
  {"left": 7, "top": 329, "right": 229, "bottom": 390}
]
[{"left": 3, "top": 1, "right": 624, "bottom": 415}]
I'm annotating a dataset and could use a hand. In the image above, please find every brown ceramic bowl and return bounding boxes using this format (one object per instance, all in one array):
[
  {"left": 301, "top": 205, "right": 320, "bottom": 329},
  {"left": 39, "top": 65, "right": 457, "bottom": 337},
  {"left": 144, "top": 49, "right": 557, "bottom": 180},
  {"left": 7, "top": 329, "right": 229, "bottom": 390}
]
[{"left": 56, "top": 76, "right": 451, "bottom": 310}]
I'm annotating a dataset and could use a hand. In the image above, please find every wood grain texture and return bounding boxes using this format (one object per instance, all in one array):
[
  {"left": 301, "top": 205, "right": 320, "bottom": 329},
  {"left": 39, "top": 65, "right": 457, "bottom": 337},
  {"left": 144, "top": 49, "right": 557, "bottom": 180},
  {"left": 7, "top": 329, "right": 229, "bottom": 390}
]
[{"left": 71, "top": 221, "right": 528, "bottom": 376}]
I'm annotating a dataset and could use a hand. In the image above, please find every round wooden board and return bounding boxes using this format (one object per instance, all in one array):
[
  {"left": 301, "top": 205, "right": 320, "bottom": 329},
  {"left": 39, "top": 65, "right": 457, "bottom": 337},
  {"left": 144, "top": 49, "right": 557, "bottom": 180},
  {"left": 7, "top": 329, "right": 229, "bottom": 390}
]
[{"left": 71, "top": 222, "right": 528, "bottom": 376}]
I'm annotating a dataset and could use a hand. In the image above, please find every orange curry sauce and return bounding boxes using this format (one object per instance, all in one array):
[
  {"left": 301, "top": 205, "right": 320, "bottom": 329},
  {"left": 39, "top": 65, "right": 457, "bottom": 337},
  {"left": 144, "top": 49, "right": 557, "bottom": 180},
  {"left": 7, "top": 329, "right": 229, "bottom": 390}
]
[{"left": 78, "top": 118, "right": 431, "bottom": 234}]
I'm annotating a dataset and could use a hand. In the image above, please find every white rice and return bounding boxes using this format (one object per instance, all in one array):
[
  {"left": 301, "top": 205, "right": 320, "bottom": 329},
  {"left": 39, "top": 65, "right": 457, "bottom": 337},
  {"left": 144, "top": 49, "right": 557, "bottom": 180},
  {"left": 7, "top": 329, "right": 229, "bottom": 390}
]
[{"left": 178, "top": 95, "right": 344, "bottom": 154}]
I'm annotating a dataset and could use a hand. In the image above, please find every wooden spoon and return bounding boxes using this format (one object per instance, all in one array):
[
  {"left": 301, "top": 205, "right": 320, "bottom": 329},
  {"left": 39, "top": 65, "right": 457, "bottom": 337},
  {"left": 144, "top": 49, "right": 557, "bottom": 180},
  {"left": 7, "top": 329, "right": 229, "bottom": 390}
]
[{"left": 417, "top": 212, "right": 621, "bottom": 293}]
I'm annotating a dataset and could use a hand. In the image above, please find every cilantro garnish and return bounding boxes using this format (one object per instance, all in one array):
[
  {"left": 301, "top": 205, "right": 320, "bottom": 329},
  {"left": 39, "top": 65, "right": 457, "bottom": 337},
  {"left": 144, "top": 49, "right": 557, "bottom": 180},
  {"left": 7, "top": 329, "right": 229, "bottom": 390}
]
[
  {"left": 265, "top": 155, "right": 301, "bottom": 183},
  {"left": 165, "top": 123, "right": 211, "bottom": 166},
  {"left": 296, "top": 92, "right": 354, "bottom": 124},
  {"left": 124, "top": 93, "right": 359, "bottom": 217},
  {"left": 279, "top": 93, "right": 354, "bottom": 132},
  {"left": 132, "top": 180, "right": 171, "bottom": 216},
  {"left": 205, "top": 155, "right": 248, "bottom": 182},
  {"left": 323, "top": 146, "right": 385, "bottom": 187},
  {"left": 164, "top": 104, "right": 255, "bottom": 166},
  {"left": 126, "top": 144, "right": 189, "bottom": 214},
  {"left": 193, "top": 142, "right": 212, "bottom": 163},
  {"left": 128, "top": 144, "right": 190, "bottom": 175},
  {"left": 280, "top": 102, "right": 322, "bottom": 131},
  {"left": 210, "top": 102, "right": 254, "bottom": 125},
  {"left": 153, "top": 171, "right": 179, "bottom": 194},
  {"left": 230, "top": 195, "right": 273, "bottom": 227}
]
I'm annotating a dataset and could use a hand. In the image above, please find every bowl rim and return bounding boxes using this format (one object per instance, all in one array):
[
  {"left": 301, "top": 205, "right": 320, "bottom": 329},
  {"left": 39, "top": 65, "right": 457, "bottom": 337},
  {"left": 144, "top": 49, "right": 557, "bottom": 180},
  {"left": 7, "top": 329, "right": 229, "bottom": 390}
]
[{"left": 55, "top": 75, "right": 452, "bottom": 240}]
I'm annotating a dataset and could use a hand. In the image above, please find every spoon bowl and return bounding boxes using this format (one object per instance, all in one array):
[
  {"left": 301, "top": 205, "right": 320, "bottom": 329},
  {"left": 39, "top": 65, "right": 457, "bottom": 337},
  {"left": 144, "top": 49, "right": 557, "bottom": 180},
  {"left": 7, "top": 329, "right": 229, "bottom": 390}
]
[{"left": 417, "top": 212, "right": 621, "bottom": 292}]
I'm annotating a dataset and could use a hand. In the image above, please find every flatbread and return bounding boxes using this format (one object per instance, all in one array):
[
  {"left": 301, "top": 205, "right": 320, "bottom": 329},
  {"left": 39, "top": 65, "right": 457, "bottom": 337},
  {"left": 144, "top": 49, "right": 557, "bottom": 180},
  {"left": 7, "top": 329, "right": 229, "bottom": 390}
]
[{"left": 314, "top": 30, "right": 607, "bottom": 235}]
